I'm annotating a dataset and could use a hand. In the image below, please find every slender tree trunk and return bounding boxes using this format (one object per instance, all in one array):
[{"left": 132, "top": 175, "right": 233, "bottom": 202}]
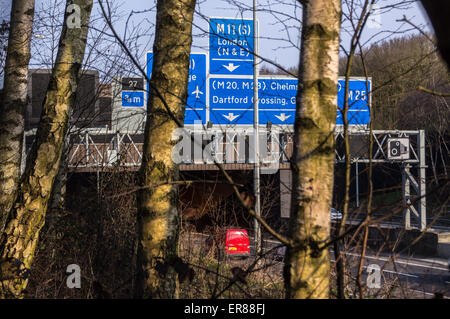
[
  {"left": 0, "top": 0, "right": 35, "bottom": 232},
  {"left": 336, "top": 1, "right": 372, "bottom": 298},
  {"left": 135, "top": 0, "right": 196, "bottom": 299},
  {"left": 438, "top": 136, "right": 447, "bottom": 177},
  {"left": 428, "top": 142, "right": 438, "bottom": 185},
  {"left": 284, "top": 0, "right": 341, "bottom": 299},
  {"left": 356, "top": 56, "right": 373, "bottom": 298},
  {"left": 0, "top": 0, "right": 93, "bottom": 298}
]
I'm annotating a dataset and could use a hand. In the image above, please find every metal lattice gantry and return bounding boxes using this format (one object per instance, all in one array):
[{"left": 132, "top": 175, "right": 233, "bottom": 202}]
[
  {"left": 334, "top": 127, "right": 427, "bottom": 230},
  {"left": 22, "top": 126, "right": 427, "bottom": 230},
  {"left": 67, "top": 129, "right": 143, "bottom": 169},
  {"left": 22, "top": 127, "right": 144, "bottom": 172}
]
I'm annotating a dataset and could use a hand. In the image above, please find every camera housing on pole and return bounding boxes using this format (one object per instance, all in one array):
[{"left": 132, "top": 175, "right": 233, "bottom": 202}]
[{"left": 387, "top": 137, "right": 410, "bottom": 160}]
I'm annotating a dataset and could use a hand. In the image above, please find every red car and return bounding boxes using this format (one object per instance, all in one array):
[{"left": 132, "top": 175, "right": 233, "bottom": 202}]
[
  {"left": 225, "top": 229, "right": 250, "bottom": 257},
  {"left": 206, "top": 228, "right": 250, "bottom": 259}
]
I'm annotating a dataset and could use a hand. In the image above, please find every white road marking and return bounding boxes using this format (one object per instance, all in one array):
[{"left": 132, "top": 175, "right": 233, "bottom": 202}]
[
  {"left": 344, "top": 252, "right": 449, "bottom": 271},
  {"left": 380, "top": 269, "right": 419, "bottom": 278}
]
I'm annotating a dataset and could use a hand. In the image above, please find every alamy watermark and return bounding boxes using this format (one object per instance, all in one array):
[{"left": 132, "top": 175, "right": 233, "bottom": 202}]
[
  {"left": 66, "top": 264, "right": 81, "bottom": 288},
  {"left": 366, "top": 264, "right": 381, "bottom": 289},
  {"left": 171, "top": 122, "right": 281, "bottom": 174},
  {"left": 66, "top": 4, "right": 81, "bottom": 29}
]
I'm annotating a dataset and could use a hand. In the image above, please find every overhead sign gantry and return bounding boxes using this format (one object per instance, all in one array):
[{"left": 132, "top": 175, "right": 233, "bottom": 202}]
[{"left": 138, "top": 17, "right": 372, "bottom": 127}]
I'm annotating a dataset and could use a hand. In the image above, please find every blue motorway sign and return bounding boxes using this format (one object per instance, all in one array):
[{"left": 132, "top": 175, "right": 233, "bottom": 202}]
[
  {"left": 336, "top": 80, "right": 371, "bottom": 125},
  {"left": 146, "top": 52, "right": 207, "bottom": 124},
  {"left": 122, "top": 91, "right": 144, "bottom": 107},
  {"left": 209, "top": 78, "right": 296, "bottom": 125},
  {"left": 209, "top": 77, "right": 371, "bottom": 125},
  {"left": 209, "top": 18, "right": 255, "bottom": 76}
]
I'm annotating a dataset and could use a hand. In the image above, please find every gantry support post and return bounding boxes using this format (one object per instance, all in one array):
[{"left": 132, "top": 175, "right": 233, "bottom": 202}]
[{"left": 418, "top": 130, "right": 427, "bottom": 230}]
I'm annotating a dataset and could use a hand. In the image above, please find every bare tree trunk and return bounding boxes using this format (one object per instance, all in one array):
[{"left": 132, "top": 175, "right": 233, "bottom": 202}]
[
  {"left": 428, "top": 142, "right": 438, "bottom": 185},
  {"left": 135, "top": 0, "right": 196, "bottom": 299},
  {"left": 0, "top": 0, "right": 35, "bottom": 232},
  {"left": 284, "top": 0, "right": 341, "bottom": 299},
  {"left": 0, "top": 0, "right": 93, "bottom": 298},
  {"left": 438, "top": 137, "right": 448, "bottom": 178},
  {"left": 336, "top": 0, "right": 372, "bottom": 299},
  {"left": 356, "top": 52, "right": 373, "bottom": 299}
]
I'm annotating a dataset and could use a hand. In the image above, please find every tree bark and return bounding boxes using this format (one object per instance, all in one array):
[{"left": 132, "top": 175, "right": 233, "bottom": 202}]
[
  {"left": 135, "top": 0, "right": 196, "bottom": 299},
  {"left": 284, "top": 0, "right": 341, "bottom": 299},
  {"left": 0, "top": 0, "right": 35, "bottom": 232},
  {"left": 0, "top": 0, "right": 93, "bottom": 298}
]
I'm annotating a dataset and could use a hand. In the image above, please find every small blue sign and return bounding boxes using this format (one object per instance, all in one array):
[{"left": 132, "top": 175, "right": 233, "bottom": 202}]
[
  {"left": 186, "top": 53, "right": 207, "bottom": 124},
  {"left": 337, "top": 80, "right": 371, "bottom": 125},
  {"left": 122, "top": 91, "right": 144, "bottom": 107},
  {"left": 209, "top": 77, "right": 371, "bottom": 125},
  {"left": 209, "top": 18, "right": 255, "bottom": 76},
  {"left": 146, "top": 52, "right": 207, "bottom": 124}
]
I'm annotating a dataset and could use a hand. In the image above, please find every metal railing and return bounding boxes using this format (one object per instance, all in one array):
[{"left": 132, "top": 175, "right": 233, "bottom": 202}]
[{"left": 22, "top": 127, "right": 427, "bottom": 229}]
